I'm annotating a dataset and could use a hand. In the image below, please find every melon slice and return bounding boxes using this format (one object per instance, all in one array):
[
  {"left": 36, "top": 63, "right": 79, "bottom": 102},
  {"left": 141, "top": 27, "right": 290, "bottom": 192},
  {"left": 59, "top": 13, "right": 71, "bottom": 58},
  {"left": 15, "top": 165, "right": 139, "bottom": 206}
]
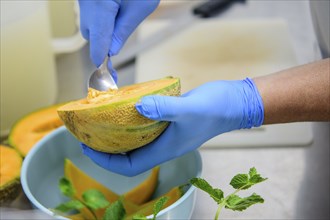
[
  {"left": 0, "top": 145, "right": 22, "bottom": 204},
  {"left": 64, "top": 159, "right": 159, "bottom": 217},
  {"left": 58, "top": 77, "right": 180, "bottom": 153},
  {"left": 8, "top": 104, "right": 64, "bottom": 157},
  {"left": 123, "top": 166, "right": 160, "bottom": 205}
]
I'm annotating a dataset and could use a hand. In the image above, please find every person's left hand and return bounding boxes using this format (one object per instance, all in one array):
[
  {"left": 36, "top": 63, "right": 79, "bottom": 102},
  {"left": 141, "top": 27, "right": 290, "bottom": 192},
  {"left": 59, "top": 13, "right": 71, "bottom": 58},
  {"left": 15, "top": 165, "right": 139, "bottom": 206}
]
[{"left": 81, "top": 78, "right": 264, "bottom": 176}]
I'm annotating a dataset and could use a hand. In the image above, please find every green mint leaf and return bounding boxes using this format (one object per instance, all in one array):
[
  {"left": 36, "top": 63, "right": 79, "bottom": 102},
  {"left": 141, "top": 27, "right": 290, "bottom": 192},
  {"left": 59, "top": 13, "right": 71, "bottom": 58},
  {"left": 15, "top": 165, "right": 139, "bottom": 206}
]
[
  {"left": 59, "top": 177, "right": 75, "bottom": 197},
  {"left": 153, "top": 197, "right": 169, "bottom": 220},
  {"left": 225, "top": 193, "right": 264, "bottom": 211},
  {"left": 229, "top": 174, "right": 249, "bottom": 189},
  {"left": 190, "top": 178, "right": 224, "bottom": 204},
  {"left": 132, "top": 214, "right": 147, "bottom": 220},
  {"left": 82, "top": 189, "right": 110, "bottom": 210},
  {"left": 249, "top": 167, "right": 257, "bottom": 177},
  {"left": 54, "top": 200, "right": 84, "bottom": 213},
  {"left": 249, "top": 167, "right": 268, "bottom": 185},
  {"left": 103, "top": 200, "right": 126, "bottom": 220},
  {"left": 230, "top": 168, "right": 267, "bottom": 190}
]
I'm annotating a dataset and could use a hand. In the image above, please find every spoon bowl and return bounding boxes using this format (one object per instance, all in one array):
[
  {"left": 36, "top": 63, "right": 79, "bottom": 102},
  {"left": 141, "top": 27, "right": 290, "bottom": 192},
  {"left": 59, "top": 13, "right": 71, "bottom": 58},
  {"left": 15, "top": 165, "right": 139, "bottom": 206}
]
[{"left": 88, "top": 56, "right": 118, "bottom": 91}]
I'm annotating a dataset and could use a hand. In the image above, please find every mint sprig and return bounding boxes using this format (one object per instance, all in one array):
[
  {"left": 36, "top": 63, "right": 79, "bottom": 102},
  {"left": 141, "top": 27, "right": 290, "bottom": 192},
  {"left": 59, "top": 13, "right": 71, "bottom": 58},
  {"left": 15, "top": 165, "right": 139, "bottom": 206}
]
[
  {"left": 54, "top": 167, "right": 267, "bottom": 220},
  {"left": 225, "top": 193, "right": 264, "bottom": 211},
  {"left": 54, "top": 200, "right": 84, "bottom": 213},
  {"left": 190, "top": 167, "right": 267, "bottom": 220},
  {"left": 54, "top": 177, "right": 110, "bottom": 219},
  {"left": 59, "top": 177, "right": 75, "bottom": 197},
  {"left": 190, "top": 178, "right": 224, "bottom": 204},
  {"left": 152, "top": 196, "right": 169, "bottom": 220},
  {"left": 230, "top": 167, "right": 267, "bottom": 189},
  {"left": 54, "top": 177, "right": 169, "bottom": 220}
]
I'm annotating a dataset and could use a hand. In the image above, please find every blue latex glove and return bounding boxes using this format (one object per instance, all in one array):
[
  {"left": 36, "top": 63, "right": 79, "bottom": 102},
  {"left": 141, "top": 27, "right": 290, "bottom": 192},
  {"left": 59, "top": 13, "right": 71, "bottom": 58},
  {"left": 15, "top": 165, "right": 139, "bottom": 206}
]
[
  {"left": 79, "top": 0, "right": 160, "bottom": 80},
  {"left": 81, "top": 78, "right": 264, "bottom": 176}
]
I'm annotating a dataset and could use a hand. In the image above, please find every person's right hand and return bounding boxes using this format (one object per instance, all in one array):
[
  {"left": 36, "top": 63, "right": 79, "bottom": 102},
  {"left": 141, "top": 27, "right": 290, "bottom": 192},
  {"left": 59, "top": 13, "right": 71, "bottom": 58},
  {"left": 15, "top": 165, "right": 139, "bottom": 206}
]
[
  {"left": 81, "top": 78, "right": 265, "bottom": 176},
  {"left": 78, "top": 0, "right": 160, "bottom": 79}
]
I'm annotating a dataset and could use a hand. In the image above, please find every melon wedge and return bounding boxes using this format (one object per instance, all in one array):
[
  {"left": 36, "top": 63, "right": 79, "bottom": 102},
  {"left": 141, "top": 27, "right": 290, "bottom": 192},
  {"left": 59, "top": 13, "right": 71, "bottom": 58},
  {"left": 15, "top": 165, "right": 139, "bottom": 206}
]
[
  {"left": 57, "top": 77, "right": 180, "bottom": 153},
  {"left": 64, "top": 159, "right": 160, "bottom": 217},
  {"left": 123, "top": 166, "right": 159, "bottom": 205},
  {"left": 8, "top": 104, "right": 63, "bottom": 157},
  {"left": 64, "top": 159, "right": 136, "bottom": 219},
  {"left": 0, "top": 145, "right": 22, "bottom": 204},
  {"left": 64, "top": 159, "right": 119, "bottom": 202}
]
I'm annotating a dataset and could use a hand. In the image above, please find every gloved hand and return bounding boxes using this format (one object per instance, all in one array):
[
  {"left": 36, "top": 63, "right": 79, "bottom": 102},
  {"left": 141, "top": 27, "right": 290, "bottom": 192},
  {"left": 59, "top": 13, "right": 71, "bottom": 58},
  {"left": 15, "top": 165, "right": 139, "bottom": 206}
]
[
  {"left": 78, "top": 0, "right": 160, "bottom": 80},
  {"left": 81, "top": 78, "right": 264, "bottom": 176}
]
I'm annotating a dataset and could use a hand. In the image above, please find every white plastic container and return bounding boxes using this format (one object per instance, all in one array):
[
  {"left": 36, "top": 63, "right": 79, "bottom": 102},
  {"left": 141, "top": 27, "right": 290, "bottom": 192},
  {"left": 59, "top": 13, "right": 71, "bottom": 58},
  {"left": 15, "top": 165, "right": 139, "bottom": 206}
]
[{"left": 0, "top": 1, "right": 85, "bottom": 136}]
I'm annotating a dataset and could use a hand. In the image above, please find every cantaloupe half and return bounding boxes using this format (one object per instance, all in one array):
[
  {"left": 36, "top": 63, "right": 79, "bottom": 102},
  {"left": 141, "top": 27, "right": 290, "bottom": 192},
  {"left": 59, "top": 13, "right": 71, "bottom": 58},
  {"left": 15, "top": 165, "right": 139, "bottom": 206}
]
[
  {"left": 0, "top": 145, "right": 22, "bottom": 204},
  {"left": 57, "top": 77, "right": 180, "bottom": 153},
  {"left": 8, "top": 104, "right": 64, "bottom": 157}
]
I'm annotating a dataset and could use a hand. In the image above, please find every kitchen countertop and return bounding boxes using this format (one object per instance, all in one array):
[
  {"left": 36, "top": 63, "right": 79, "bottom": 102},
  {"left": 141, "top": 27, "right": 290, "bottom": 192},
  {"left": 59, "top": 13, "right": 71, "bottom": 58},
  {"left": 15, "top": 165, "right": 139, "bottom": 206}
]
[{"left": 2, "top": 1, "right": 329, "bottom": 219}]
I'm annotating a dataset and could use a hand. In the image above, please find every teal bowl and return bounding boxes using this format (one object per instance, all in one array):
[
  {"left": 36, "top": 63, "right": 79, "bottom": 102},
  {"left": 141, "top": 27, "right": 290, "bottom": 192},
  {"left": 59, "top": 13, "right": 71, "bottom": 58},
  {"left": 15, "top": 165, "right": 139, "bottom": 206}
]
[{"left": 21, "top": 126, "right": 202, "bottom": 219}]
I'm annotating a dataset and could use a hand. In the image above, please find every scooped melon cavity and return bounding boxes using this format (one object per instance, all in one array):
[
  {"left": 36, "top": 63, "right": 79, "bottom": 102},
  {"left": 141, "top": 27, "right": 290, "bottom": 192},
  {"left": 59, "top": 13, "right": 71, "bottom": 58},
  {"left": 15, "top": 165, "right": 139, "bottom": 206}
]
[
  {"left": 86, "top": 88, "right": 118, "bottom": 104},
  {"left": 58, "top": 77, "right": 180, "bottom": 153}
]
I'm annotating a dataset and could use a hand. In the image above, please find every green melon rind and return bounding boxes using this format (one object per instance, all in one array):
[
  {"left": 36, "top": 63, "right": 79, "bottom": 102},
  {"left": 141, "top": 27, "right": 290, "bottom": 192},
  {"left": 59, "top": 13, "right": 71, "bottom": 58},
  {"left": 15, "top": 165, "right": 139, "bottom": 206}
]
[
  {"left": 0, "top": 178, "right": 21, "bottom": 205},
  {"left": 58, "top": 77, "right": 180, "bottom": 153},
  {"left": 0, "top": 146, "right": 23, "bottom": 206}
]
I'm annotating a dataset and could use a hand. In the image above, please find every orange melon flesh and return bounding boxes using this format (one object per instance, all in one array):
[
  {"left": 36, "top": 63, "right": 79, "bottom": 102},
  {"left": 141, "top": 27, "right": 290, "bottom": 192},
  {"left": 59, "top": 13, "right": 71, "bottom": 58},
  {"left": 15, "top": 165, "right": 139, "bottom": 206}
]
[
  {"left": 0, "top": 145, "right": 22, "bottom": 203},
  {"left": 63, "top": 159, "right": 183, "bottom": 219},
  {"left": 64, "top": 159, "right": 119, "bottom": 202},
  {"left": 8, "top": 104, "right": 63, "bottom": 156},
  {"left": 64, "top": 159, "right": 160, "bottom": 217},
  {"left": 59, "top": 78, "right": 179, "bottom": 111},
  {"left": 123, "top": 166, "right": 159, "bottom": 205},
  {"left": 64, "top": 159, "right": 136, "bottom": 219}
]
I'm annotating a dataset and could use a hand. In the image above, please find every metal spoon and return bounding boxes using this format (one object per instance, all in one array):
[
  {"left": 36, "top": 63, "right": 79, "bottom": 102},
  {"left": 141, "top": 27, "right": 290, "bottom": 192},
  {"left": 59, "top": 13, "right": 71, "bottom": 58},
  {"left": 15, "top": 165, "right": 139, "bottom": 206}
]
[{"left": 88, "top": 56, "right": 118, "bottom": 91}]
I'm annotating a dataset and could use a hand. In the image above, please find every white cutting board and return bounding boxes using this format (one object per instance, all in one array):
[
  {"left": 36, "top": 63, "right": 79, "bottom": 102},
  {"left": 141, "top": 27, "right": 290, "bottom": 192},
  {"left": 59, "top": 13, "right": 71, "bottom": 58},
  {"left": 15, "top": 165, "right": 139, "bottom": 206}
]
[{"left": 135, "top": 19, "right": 313, "bottom": 148}]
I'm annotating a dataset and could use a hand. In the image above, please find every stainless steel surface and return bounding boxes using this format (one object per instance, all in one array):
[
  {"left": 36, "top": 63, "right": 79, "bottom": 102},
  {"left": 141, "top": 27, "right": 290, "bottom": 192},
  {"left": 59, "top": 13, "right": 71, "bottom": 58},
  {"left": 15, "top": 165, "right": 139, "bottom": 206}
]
[
  {"left": 88, "top": 56, "right": 118, "bottom": 91},
  {"left": 2, "top": 1, "right": 329, "bottom": 219}
]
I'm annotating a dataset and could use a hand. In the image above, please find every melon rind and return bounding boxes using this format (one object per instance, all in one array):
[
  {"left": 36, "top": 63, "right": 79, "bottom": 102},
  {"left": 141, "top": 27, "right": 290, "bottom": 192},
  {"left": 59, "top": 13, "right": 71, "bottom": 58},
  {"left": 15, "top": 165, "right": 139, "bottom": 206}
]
[
  {"left": 57, "top": 77, "right": 180, "bottom": 153},
  {"left": 0, "top": 145, "right": 22, "bottom": 204},
  {"left": 0, "top": 179, "right": 21, "bottom": 204}
]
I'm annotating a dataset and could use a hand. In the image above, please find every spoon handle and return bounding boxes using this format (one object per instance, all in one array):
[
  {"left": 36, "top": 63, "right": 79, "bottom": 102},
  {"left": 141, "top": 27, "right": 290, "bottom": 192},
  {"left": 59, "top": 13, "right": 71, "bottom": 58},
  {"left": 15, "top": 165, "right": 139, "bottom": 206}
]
[{"left": 100, "top": 56, "right": 118, "bottom": 90}]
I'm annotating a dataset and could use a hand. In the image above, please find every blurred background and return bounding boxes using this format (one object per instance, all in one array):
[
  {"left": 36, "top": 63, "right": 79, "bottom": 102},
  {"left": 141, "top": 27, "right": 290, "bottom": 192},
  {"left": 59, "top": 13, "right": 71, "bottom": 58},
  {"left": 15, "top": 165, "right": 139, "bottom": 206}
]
[{"left": 1, "top": 0, "right": 329, "bottom": 219}]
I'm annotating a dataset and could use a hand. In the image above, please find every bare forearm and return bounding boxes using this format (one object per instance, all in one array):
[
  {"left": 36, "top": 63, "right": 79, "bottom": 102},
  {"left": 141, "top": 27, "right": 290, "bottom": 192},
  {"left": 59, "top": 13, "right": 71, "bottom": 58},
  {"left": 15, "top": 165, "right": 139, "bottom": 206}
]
[{"left": 253, "top": 58, "right": 330, "bottom": 124}]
